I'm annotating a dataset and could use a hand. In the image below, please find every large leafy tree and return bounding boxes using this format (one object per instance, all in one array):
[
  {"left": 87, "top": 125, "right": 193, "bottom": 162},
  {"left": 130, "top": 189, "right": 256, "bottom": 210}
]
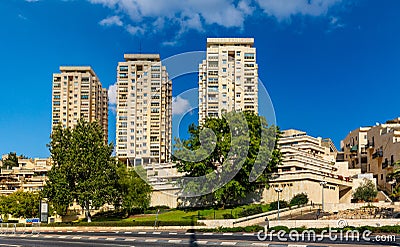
[
  {"left": 353, "top": 178, "right": 378, "bottom": 202},
  {"left": 116, "top": 164, "right": 151, "bottom": 214},
  {"left": 174, "top": 111, "right": 281, "bottom": 207},
  {"left": 0, "top": 191, "right": 40, "bottom": 219},
  {"left": 43, "top": 119, "right": 120, "bottom": 222}
]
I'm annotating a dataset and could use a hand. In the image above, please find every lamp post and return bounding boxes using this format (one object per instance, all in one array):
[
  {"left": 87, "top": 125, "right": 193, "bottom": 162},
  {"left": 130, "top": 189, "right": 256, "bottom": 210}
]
[
  {"left": 320, "top": 181, "right": 327, "bottom": 212},
  {"left": 274, "top": 187, "right": 283, "bottom": 221}
]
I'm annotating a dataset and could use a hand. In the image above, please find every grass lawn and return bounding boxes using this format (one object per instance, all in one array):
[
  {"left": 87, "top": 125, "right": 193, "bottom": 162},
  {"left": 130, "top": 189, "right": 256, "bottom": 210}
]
[{"left": 122, "top": 204, "right": 271, "bottom": 222}]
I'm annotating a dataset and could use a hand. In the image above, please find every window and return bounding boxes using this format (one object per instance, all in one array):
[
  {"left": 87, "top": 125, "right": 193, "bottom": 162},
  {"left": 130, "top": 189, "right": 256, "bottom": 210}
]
[
  {"left": 244, "top": 53, "right": 255, "bottom": 60},
  {"left": 222, "top": 68, "right": 227, "bottom": 72}
]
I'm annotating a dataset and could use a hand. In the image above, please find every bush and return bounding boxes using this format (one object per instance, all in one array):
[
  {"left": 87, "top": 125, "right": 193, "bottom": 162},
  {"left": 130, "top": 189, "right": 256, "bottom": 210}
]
[
  {"left": 269, "top": 226, "right": 289, "bottom": 233},
  {"left": 290, "top": 193, "right": 309, "bottom": 207},
  {"left": 222, "top": 214, "right": 234, "bottom": 219},
  {"left": 269, "top": 200, "right": 288, "bottom": 211},
  {"left": 238, "top": 205, "right": 263, "bottom": 218}
]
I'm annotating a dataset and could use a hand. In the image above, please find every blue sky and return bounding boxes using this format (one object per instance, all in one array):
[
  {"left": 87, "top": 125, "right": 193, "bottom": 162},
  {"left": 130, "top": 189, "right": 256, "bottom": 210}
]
[{"left": 0, "top": 0, "right": 399, "bottom": 158}]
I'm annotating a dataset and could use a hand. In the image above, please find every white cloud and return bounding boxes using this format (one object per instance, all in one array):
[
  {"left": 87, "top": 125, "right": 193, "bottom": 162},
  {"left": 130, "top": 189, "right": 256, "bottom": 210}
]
[
  {"left": 126, "top": 25, "right": 145, "bottom": 35},
  {"left": 99, "top": 15, "right": 123, "bottom": 26},
  {"left": 255, "top": 0, "right": 342, "bottom": 21},
  {"left": 172, "top": 96, "right": 191, "bottom": 115},
  {"left": 108, "top": 84, "right": 117, "bottom": 105},
  {"left": 88, "top": 0, "right": 344, "bottom": 36}
]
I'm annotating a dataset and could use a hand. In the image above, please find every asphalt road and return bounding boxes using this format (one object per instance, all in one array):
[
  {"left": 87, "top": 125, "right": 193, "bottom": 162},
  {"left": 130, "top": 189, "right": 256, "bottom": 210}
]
[{"left": 0, "top": 230, "right": 398, "bottom": 247}]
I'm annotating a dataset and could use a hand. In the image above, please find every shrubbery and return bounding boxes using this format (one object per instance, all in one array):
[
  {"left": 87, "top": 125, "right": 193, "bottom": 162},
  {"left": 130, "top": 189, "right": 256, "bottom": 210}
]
[
  {"left": 269, "top": 200, "right": 288, "bottom": 211},
  {"left": 290, "top": 193, "right": 309, "bottom": 207},
  {"left": 238, "top": 205, "right": 263, "bottom": 217}
]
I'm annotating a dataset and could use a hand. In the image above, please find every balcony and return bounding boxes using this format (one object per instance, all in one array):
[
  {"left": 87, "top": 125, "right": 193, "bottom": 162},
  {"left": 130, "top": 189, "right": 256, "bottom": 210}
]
[
  {"left": 365, "top": 140, "right": 375, "bottom": 149},
  {"left": 372, "top": 150, "right": 383, "bottom": 159}
]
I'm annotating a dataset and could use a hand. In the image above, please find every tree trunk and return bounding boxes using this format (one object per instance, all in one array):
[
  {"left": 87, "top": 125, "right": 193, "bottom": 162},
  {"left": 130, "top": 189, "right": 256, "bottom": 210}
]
[{"left": 85, "top": 201, "right": 92, "bottom": 223}]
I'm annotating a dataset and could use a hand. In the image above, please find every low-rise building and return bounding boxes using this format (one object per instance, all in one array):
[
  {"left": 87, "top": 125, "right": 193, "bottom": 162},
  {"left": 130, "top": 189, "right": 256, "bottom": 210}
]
[
  {"left": 341, "top": 117, "right": 400, "bottom": 194},
  {"left": 0, "top": 155, "right": 52, "bottom": 195},
  {"left": 263, "top": 130, "right": 359, "bottom": 205}
]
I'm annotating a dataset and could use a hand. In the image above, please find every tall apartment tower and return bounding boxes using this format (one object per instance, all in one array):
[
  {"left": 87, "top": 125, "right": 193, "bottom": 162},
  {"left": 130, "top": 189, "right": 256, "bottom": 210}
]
[
  {"left": 51, "top": 66, "right": 108, "bottom": 141},
  {"left": 198, "top": 38, "right": 258, "bottom": 124},
  {"left": 116, "top": 54, "right": 172, "bottom": 166}
]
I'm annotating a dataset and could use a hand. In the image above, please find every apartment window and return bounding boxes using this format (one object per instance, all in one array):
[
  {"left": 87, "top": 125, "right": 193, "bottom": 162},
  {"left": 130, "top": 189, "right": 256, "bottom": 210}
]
[
  {"left": 81, "top": 95, "right": 89, "bottom": 99},
  {"left": 222, "top": 85, "right": 227, "bottom": 89},
  {"left": 222, "top": 68, "right": 227, "bottom": 72},
  {"left": 244, "top": 53, "right": 255, "bottom": 60},
  {"left": 222, "top": 60, "right": 227, "bottom": 64},
  {"left": 120, "top": 66, "right": 128, "bottom": 71}
]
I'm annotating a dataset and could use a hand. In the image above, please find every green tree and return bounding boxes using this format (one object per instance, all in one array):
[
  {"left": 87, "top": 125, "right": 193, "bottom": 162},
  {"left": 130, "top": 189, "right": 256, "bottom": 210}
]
[
  {"left": 290, "top": 193, "right": 309, "bottom": 206},
  {"left": 42, "top": 119, "right": 120, "bottom": 222},
  {"left": 353, "top": 178, "right": 378, "bottom": 202},
  {"left": 2, "top": 152, "right": 19, "bottom": 168},
  {"left": 0, "top": 191, "right": 40, "bottom": 219},
  {"left": 116, "top": 164, "right": 151, "bottom": 214},
  {"left": 174, "top": 111, "right": 281, "bottom": 207}
]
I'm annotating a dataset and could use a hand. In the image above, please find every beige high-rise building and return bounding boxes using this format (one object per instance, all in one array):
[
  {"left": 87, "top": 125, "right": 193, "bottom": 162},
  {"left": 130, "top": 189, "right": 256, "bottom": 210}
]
[
  {"left": 115, "top": 54, "right": 172, "bottom": 167},
  {"left": 198, "top": 38, "right": 258, "bottom": 124},
  {"left": 52, "top": 66, "right": 108, "bottom": 141}
]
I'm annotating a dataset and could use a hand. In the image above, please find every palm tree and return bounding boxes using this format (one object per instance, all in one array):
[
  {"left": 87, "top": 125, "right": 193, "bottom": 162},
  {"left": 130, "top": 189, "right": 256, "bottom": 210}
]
[{"left": 387, "top": 161, "right": 400, "bottom": 201}]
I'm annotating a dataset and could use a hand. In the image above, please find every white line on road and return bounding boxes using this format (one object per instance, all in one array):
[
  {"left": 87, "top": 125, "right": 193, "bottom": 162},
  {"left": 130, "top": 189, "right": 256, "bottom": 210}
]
[
  {"left": 152, "top": 232, "right": 161, "bottom": 234},
  {"left": 168, "top": 240, "right": 182, "bottom": 244},
  {"left": 221, "top": 242, "right": 236, "bottom": 246},
  {"left": 124, "top": 232, "right": 132, "bottom": 234},
  {"left": 195, "top": 240, "right": 208, "bottom": 245},
  {"left": 169, "top": 232, "right": 178, "bottom": 235},
  {"left": 144, "top": 239, "right": 157, "bottom": 242},
  {"left": 138, "top": 232, "right": 146, "bottom": 235},
  {"left": 203, "top": 232, "right": 214, "bottom": 235},
  {"left": 223, "top": 233, "right": 233, "bottom": 235}
]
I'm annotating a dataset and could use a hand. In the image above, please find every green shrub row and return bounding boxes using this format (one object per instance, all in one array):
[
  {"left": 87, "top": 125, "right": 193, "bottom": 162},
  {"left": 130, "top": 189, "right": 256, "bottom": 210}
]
[{"left": 43, "top": 220, "right": 205, "bottom": 227}]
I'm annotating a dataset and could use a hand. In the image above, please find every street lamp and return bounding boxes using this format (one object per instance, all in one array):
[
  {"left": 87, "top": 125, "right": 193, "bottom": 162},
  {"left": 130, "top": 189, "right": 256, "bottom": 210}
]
[
  {"left": 320, "top": 181, "right": 327, "bottom": 212},
  {"left": 274, "top": 187, "right": 283, "bottom": 221}
]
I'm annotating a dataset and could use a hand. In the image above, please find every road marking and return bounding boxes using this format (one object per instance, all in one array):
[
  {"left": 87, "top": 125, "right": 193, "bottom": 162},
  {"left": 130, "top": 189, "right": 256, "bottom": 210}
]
[
  {"left": 106, "top": 238, "right": 117, "bottom": 241},
  {"left": 203, "top": 232, "right": 214, "bottom": 235},
  {"left": 223, "top": 233, "right": 233, "bottom": 235},
  {"left": 58, "top": 236, "right": 67, "bottom": 239},
  {"left": 168, "top": 240, "right": 182, "bottom": 243},
  {"left": 185, "top": 232, "right": 195, "bottom": 235},
  {"left": 138, "top": 232, "right": 147, "bottom": 235},
  {"left": 0, "top": 244, "right": 22, "bottom": 247},
  {"left": 221, "top": 242, "right": 236, "bottom": 246},
  {"left": 57, "top": 231, "right": 62, "bottom": 233},
  {"left": 243, "top": 233, "right": 255, "bottom": 236},
  {"left": 145, "top": 239, "right": 157, "bottom": 242},
  {"left": 77, "top": 230, "right": 83, "bottom": 233},
  {"left": 195, "top": 240, "right": 208, "bottom": 244},
  {"left": 100, "top": 230, "right": 107, "bottom": 233},
  {"left": 124, "top": 232, "right": 132, "bottom": 234},
  {"left": 169, "top": 232, "right": 178, "bottom": 235},
  {"left": 153, "top": 232, "right": 161, "bottom": 234},
  {"left": 67, "top": 230, "right": 73, "bottom": 233}
]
